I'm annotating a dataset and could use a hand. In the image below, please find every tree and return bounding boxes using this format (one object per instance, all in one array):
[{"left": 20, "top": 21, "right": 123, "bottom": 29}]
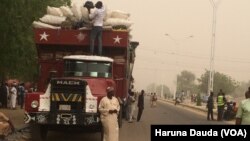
[
  {"left": 196, "top": 93, "right": 202, "bottom": 106},
  {"left": 146, "top": 83, "right": 172, "bottom": 98},
  {"left": 197, "top": 70, "right": 239, "bottom": 95},
  {"left": 177, "top": 70, "right": 196, "bottom": 95},
  {"left": 146, "top": 83, "right": 157, "bottom": 93},
  {"left": 233, "top": 80, "right": 250, "bottom": 97},
  {"left": 155, "top": 84, "right": 172, "bottom": 98},
  {"left": 0, "top": 0, "right": 70, "bottom": 82}
]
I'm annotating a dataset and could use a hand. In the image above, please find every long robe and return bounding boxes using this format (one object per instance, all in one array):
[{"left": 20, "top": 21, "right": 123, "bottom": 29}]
[
  {"left": 99, "top": 96, "right": 120, "bottom": 141},
  {"left": 10, "top": 87, "right": 17, "bottom": 109}
]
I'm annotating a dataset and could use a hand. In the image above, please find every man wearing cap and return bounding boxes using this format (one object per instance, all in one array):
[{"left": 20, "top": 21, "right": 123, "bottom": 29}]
[{"left": 99, "top": 87, "right": 120, "bottom": 141}]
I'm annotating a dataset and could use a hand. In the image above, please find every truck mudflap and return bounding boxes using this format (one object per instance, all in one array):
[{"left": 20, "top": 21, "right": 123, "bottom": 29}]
[{"left": 25, "top": 112, "right": 101, "bottom": 126}]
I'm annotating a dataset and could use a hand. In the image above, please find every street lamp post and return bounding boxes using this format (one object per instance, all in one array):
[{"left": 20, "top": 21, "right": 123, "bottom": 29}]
[
  {"left": 164, "top": 34, "right": 193, "bottom": 99},
  {"left": 208, "top": 0, "right": 220, "bottom": 95}
]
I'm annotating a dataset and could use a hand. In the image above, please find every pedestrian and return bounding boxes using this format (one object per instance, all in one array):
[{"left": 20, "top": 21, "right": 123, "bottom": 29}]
[
  {"left": 98, "top": 87, "right": 120, "bottom": 141},
  {"left": 0, "top": 112, "right": 15, "bottom": 140},
  {"left": 216, "top": 89, "right": 226, "bottom": 121},
  {"left": 207, "top": 92, "right": 215, "bottom": 120},
  {"left": 150, "top": 93, "right": 153, "bottom": 107},
  {"left": 18, "top": 83, "right": 25, "bottom": 109},
  {"left": 88, "top": 1, "right": 106, "bottom": 55},
  {"left": 151, "top": 93, "right": 157, "bottom": 107},
  {"left": 235, "top": 87, "right": 250, "bottom": 125},
  {"left": 137, "top": 90, "right": 144, "bottom": 122},
  {"left": 175, "top": 95, "right": 181, "bottom": 105},
  {"left": 9, "top": 83, "right": 17, "bottom": 110},
  {"left": 0, "top": 83, "right": 9, "bottom": 108},
  {"left": 127, "top": 89, "right": 136, "bottom": 122}
]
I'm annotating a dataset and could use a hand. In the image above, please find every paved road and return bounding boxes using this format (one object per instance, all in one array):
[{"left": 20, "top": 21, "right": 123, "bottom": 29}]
[{"left": 1, "top": 96, "right": 234, "bottom": 141}]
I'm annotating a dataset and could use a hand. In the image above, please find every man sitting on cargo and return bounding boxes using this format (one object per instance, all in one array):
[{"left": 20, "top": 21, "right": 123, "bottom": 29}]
[{"left": 88, "top": 1, "right": 106, "bottom": 56}]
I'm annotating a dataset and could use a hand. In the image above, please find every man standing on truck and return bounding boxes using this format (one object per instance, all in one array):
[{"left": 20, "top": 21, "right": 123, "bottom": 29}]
[
  {"left": 99, "top": 87, "right": 120, "bottom": 141},
  {"left": 88, "top": 1, "right": 106, "bottom": 56}
]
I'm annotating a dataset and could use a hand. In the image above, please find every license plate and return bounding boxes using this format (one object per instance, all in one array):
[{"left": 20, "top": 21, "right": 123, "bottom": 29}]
[{"left": 59, "top": 105, "right": 71, "bottom": 111}]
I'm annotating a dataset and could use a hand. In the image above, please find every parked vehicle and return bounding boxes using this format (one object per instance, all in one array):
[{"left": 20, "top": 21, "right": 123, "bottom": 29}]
[
  {"left": 24, "top": 27, "right": 139, "bottom": 141},
  {"left": 223, "top": 101, "right": 237, "bottom": 120}
]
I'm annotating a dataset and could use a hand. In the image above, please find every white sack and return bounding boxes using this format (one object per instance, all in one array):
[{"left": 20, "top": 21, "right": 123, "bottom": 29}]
[
  {"left": 104, "top": 9, "right": 112, "bottom": 21},
  {"left": 47, "top": 6, "right": 64, "bottom": 17},
  {"left": 40, "top": 15, "right": 66, "bottom": 25},
  {"left": 81, "top": 7, "right": 91, "bottom": 22},
  {"left": 71, "top": 3, "right": 82, "bottom": 21},
  {"left": 104, "top": 18, "right": 133, "bottom": 28},
  {"left": 60, "top": 6, "right": 73, "bottom": 17},
  {"left": 111, "top": 10, "right": 130, "bottom": 20},
  {"left": 32, "top": 21, "right": 61, "bottom": 29}
]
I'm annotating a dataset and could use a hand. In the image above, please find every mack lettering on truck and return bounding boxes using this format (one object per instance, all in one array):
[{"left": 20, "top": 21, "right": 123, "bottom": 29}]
[{"left": 56, "top": 80, "right": 81, "bottom": 85}]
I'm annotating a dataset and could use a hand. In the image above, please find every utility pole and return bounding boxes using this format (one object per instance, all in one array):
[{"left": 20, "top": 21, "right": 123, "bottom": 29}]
[{"left": 208, "top": 0, "right": 221, "bottom": 95}]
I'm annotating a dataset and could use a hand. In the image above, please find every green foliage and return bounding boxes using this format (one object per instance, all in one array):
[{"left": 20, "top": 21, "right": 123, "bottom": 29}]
[
  {"left": 196, "top": 93, "right": 202, "bottom": 106},
  {"left": 197, "top": 70, "right": 239, "bottom": 95},
  {"left": 146, "top": 83, "right": 172, "bottom": 98},
  {"left": 233, "top": 81, "right": 250, "bottom": 97},
  {"left": 177, "top": 70, "right": 196, "bottom": 94},
  {"left": 0, "top": 0, "right": 70, "bottom": 82}
]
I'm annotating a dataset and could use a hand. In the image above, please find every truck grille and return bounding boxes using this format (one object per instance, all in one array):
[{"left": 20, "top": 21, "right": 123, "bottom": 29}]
[
  {"left": 51, "top": 93, "right": 82, "bottom": 102},
  {"left": 50, "top": 79, "right": 87, "bottom": 112}
]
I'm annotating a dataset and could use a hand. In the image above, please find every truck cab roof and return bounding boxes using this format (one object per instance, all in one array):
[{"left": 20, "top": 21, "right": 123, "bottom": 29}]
[{"left": 63, "top": 55, "right": 113, "bottom": 62}]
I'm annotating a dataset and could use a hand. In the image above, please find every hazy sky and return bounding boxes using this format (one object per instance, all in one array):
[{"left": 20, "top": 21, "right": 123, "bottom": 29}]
[{"left": 73, "top": 0, "right": 250, "bottom": 92}]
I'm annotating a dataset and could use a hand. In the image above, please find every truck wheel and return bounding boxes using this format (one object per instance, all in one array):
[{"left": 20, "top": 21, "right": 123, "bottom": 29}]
[
  {"left": 118, "top": 106, "right": 123, "bottom": 128},
  {"left": 31, "top": 124, "right": 48, "bottom": 141}
]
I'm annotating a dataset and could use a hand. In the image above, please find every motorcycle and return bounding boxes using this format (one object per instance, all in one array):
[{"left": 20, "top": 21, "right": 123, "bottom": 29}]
[{"left": 223, "top": 101, "right": 237, "bottom": 120}]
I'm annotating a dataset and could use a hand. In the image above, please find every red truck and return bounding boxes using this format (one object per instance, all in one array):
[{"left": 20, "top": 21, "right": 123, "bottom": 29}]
[{"left": 24, "top": 27, "right": 139, "bottom": 140}]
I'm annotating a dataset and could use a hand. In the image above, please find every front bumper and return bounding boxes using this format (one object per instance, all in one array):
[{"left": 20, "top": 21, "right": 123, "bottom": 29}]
[{"left": 25, "top": 111, "right": 101, "bottom": 126}]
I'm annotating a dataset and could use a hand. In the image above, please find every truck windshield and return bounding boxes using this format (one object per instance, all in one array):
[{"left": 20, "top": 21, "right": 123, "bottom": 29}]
[{"left": 64, "top": 60, "right": 112, "bottom": 78}]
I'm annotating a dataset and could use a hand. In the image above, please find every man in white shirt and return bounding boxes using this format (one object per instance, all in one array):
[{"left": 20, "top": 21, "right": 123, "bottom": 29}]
[
  {"left": 88, "top": 1, "right": 106, "bottom": 56},
  {"left": 10, "top": 83, "right": 17, "bottom": 110}
]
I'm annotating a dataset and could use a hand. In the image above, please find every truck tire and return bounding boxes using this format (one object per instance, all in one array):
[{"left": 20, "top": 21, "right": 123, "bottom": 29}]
[
  {"left": 118, "top": 105, "right": 123, "bottom": 128},
  {"left": 31, "top": 124, "right": 48, "bottom": 141}
]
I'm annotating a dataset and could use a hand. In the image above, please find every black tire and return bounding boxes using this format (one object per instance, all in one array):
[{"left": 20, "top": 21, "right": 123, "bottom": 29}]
[{"left": 31, "top": 124, "right": 48, "bottom": 141}]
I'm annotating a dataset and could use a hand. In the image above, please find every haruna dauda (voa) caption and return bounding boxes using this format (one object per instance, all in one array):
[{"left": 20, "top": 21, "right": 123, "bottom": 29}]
[{"left": 151, "top": 125, "right": 249, "bottom": 140}]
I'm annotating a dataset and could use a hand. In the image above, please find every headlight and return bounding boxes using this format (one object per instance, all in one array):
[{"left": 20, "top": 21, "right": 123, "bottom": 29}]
[
  {"left": 89, "top": 104, "right": 95, "bottom": 109},
  {"left": 31, "top": 100, "right": 39, "bottom": 108}
]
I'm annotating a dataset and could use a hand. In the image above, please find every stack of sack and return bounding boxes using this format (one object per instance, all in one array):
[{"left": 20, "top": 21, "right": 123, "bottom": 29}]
[
  {"left": 104, "top": 9, "right": 132, "bottom": 30},
  {"left": 32, "top": 3, "right": 133, "bottom": 32}
]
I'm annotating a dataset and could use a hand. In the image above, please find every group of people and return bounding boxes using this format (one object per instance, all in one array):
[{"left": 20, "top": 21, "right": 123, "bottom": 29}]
[
  {"left": 125, "top": 88, "right": 145, "bottom": 123},
  {"left": 206, "top": 88, "right": 250, "bottom": 124},
  {"left": 207, "top": 89, "right": 236, "bottom": 121},
  {"left": 0, "top": 82, "right": 25, "bottom": 110}
]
